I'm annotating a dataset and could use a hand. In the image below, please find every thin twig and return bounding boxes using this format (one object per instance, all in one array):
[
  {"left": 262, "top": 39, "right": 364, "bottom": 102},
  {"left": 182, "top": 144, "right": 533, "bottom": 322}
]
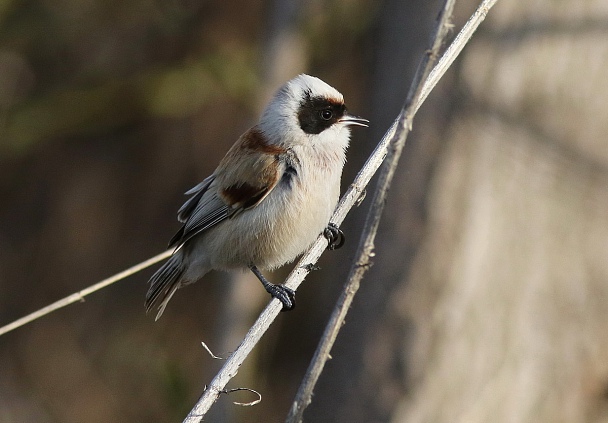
[
  {"left": 0, "top": 250, "right": 172, "bottom": 336},
  {"left": 416, "top": 0, "right": 499, "bottom": 116},
  {"left": 285, "top": 0, "right": 456, "bottom": 420},
  {"left": 201, "top": 341, "right": 226, "bottom": 360},
  {"left": 222, "top": 388, "right": 262, "bottom": 407},
  {"left": 286, "top": 0, "right": 498, "bottom": 421}
]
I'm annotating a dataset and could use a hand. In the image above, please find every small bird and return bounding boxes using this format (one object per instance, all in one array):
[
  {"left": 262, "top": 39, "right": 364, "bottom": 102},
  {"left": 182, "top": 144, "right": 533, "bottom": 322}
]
[{"left": 146, "top": 74, "right": 368, "bottom": 320}]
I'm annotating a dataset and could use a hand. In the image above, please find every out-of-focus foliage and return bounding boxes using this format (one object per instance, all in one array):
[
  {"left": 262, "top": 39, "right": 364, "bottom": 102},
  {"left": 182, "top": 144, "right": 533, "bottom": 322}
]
[{"left": 0, "top": 0, "right": 263, "bottom": 155}]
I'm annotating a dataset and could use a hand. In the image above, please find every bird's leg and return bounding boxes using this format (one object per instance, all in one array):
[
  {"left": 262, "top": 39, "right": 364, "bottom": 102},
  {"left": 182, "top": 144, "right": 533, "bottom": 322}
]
[
  {"left": 324, "top": 223, "right": 345, "bottom": 250},
  {"left": 249, "top": 265, "right": 295, "bottom": 311}
]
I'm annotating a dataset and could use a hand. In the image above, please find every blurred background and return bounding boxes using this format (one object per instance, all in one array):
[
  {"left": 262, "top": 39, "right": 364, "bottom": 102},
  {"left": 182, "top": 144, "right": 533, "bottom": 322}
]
[{"left": 1, "top": 0, "right": 607, "bottom": 422}]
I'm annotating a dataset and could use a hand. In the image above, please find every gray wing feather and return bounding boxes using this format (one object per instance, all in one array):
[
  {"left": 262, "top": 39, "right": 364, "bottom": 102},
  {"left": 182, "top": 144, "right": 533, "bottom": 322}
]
[
  {"left": 169, "top": 175, "right": 231, "bottom": 249},
  {"left": 177, "top": 175, "right": 215, "bottom": 222}
]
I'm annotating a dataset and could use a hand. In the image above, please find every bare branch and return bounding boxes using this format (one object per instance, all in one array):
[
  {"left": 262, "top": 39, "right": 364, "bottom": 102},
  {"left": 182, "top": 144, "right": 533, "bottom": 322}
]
[
  {"left": 285, "top": 0, "right": 499, "bottom": 421},
  {"left": 0, "top": 250, "right": 172, "bottom": 337},
  {"left": 416, "top": 0, "right": 499, "bottom": 115},
  {"left": 201, "top": 341, "right": 226, "bottom": 360},
  {"left": 222, "top": 388, "right": 262, "bottom": 407},
  {"left": 285, "top": 0, "right": 456, "bottom": 419}
]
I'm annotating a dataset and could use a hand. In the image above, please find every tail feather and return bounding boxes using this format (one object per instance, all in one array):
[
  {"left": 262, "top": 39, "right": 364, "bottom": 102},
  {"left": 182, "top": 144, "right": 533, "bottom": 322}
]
[{"left": 146, "top": 254, "right": 185, "bottom": 320}]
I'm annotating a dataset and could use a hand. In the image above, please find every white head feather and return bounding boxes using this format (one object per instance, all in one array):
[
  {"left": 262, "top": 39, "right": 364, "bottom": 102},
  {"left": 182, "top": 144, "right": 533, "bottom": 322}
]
[{"left": 259, "top": 74, "right": 349, "bottom": 149}]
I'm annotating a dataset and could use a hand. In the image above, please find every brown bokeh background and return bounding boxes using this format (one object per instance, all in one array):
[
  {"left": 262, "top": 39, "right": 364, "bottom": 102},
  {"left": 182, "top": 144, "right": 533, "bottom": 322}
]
[{"left": 1, "top": 0, "right": 607, "bottom": 422}]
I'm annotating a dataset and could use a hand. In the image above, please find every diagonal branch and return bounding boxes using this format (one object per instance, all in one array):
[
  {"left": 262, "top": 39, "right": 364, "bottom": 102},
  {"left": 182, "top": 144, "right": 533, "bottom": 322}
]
[
  {"left": 284, "top": 0, "right": 456, "bottom": 420},
  {"left": 285, "top": 0, "right": 498, "bottom": 421}
]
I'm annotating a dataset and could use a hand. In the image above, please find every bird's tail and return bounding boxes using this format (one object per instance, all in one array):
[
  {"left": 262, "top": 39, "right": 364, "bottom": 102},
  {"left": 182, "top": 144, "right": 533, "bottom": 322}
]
[{"left": 145, "top": 253, "right": 186, "bottom": 321}]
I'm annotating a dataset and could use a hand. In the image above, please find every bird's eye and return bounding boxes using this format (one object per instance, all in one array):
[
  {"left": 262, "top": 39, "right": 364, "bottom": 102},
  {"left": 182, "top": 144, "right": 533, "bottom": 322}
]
[{"left": 320, "top": 109, "right": 333, "bottom": 120}]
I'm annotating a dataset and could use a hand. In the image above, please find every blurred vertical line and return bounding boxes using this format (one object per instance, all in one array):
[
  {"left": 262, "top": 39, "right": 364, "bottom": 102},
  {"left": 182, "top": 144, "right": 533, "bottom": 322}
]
[{"left": 259, "top": 0, "right": 307, "bottom": 106}]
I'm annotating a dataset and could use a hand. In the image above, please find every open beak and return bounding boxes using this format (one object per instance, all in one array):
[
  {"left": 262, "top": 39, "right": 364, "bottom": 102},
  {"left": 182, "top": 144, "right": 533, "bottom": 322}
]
[{"left": 339, "top": 114, "right": 369, "bottom": 128}]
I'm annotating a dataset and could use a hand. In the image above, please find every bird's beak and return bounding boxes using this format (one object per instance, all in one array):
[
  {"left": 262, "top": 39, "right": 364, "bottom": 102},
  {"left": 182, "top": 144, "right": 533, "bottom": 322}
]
[{"left": 339, "top": 114, "right": 369, "bottom": 127}]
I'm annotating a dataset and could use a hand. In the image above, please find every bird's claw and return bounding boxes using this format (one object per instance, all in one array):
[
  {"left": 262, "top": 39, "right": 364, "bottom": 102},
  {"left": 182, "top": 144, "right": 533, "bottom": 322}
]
[
  {"left": 265, "top": 284, "right": 296, "bottom": 311},
  {"left": 249, "top": 265, "right": 296, "bottom": 311},
  {"left": 324, "top": 223, "right": 345, "bottom": 250}
]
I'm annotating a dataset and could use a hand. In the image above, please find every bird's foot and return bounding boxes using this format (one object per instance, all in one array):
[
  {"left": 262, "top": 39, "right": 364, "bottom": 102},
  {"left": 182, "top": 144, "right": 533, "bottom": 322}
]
[
  {"left": 264, "top": 283, "right": 296, "bottom": 311},
  {"left": 324, "top": 223, "right": 345, "bottom": 250},
  {"left": 249, "top": 265, "right": 295, "bottom": 311}
]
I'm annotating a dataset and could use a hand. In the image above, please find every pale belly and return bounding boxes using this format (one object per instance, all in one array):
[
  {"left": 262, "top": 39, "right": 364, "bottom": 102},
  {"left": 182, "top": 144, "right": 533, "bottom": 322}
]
[{"left": 185, "top": 167, "right": 340, "bottom": 273}]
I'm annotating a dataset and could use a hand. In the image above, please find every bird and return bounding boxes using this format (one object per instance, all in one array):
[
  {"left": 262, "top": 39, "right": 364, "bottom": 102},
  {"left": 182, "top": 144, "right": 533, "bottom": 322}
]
[{"left": 145, "top": 74, "right": 368, "bottom": 320}]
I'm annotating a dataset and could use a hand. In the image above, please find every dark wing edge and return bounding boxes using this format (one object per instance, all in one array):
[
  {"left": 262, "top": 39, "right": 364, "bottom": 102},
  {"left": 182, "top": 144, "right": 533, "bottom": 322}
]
[
  {"left": 177, "top": 175, "right": 215, "bottom": 223},
  {"left": 168, "top": 175, "right": 231, "bottom": 249}
]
